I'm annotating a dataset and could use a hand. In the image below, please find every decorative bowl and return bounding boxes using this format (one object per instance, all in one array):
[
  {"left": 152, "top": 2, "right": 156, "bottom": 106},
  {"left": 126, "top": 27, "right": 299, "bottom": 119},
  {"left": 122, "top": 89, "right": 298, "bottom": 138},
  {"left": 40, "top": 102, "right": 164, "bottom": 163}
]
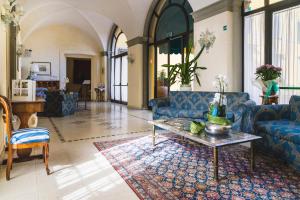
[{"left": 205, "top": 122, "right": 231, "bottom": 136}]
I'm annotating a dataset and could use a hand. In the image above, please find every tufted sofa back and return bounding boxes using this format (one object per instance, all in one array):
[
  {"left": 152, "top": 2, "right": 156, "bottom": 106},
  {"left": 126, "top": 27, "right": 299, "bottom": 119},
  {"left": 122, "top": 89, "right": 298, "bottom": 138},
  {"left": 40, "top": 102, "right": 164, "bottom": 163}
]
[{"left": 169, "top": 91, "right": 250, "bottom": 111}]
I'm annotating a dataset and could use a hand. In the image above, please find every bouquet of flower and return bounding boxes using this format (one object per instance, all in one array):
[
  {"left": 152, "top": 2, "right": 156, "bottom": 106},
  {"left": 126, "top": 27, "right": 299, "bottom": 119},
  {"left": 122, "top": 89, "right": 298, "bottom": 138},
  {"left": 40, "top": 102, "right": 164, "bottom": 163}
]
[
  {"left": 208, "top": 75, "right": 231, "bottom": 125},
  {"left": 255, "top": 64, "right": 281, "bottom": 98},
  {"left": 255, "top": 64, "right": 282, "bottom": 81}
]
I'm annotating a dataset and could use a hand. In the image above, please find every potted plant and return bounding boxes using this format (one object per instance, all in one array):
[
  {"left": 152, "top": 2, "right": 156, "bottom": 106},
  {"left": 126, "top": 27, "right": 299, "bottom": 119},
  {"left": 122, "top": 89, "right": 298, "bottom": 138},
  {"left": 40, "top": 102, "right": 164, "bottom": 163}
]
[
  {"left": 162, "top": 30, "right": 216, "bottom": 91},
  {"left": 255, "top": 64, "right": 281, "bottom": 99},
  {"left": 208, "top": 75, "right": 231, "bottom": 125},
  {"left": 157, "top": 70, "right": 168, "bottom": 97}
]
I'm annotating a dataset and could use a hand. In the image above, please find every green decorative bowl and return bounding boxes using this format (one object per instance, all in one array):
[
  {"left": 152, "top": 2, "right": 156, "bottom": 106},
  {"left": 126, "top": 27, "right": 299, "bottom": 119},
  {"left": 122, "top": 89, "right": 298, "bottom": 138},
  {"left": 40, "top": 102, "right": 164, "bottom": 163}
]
[
  {"left": 207, "top": 114, "right": 231, "bottom": 126},
  {"left": 190, "top": 121, "right": 205, "bottom": 135}
]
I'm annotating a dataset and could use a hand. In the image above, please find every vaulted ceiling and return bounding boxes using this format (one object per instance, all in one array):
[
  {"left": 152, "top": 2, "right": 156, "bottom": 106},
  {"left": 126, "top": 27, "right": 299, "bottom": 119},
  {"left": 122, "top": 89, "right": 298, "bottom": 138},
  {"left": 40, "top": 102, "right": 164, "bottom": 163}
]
[{"left": 19, "top": 0, "right": 219, "bottom": 50}]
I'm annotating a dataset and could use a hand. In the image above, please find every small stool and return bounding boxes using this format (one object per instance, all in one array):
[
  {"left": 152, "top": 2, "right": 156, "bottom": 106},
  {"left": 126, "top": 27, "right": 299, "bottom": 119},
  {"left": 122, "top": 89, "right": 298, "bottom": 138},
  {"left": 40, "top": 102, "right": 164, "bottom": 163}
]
[{"left": 260, "top": 95, "right": 279, "bottom": 105}]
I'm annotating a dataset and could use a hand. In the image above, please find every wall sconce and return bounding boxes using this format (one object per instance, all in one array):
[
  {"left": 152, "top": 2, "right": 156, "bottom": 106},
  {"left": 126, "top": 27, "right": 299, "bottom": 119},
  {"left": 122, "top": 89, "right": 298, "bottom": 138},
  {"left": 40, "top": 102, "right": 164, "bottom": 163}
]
[
  {"left": 0, "top": 0, "right": 24, "bottom": 26},
  {"left": 16, "top": 44, "right": 32, "bottom": 57},
  {"left": 127, "top": 54, "right": 135, "bottom": 64}
]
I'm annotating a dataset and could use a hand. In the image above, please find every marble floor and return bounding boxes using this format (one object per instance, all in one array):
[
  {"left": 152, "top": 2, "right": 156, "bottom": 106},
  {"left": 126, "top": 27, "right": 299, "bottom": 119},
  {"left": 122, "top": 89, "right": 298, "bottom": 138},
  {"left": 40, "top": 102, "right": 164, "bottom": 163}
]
[{"left": 0, "top": 102, "right": 153, "bottom": 200}]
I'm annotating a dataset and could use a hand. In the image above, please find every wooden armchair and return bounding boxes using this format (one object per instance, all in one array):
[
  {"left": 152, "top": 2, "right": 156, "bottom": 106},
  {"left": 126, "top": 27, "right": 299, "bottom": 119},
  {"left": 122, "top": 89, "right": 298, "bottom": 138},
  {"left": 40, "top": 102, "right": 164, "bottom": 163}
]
[{"left": 0, "top": 95, "right": 50, "bottom": 180}]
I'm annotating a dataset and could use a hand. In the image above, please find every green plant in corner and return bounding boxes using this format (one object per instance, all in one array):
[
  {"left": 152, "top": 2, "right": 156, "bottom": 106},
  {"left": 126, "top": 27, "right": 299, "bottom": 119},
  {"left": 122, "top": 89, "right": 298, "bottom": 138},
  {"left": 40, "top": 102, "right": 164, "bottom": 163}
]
[{"left": 162, "top": 30, "right": 216, "bottom": 88}]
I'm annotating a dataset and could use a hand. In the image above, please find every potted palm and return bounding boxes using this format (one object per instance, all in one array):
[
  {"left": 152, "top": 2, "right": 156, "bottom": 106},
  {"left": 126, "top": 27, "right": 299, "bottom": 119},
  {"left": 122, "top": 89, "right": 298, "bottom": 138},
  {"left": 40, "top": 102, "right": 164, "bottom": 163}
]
[{"left": 163, "top": 30, "right": 216, "bottom": 91}]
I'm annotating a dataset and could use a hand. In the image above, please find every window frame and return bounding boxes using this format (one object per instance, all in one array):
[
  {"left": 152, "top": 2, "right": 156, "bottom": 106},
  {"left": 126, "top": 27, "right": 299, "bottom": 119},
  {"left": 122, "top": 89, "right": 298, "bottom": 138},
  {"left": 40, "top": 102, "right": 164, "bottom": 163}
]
[
  {"left": 242, "top": 0, "right": 300, "bottom": 90},
  {"left": 146, "top": 0, "right": 193, "bottom": 100},
  {"left": 110, "top": 27, "right": 128, "bottom": 105}
]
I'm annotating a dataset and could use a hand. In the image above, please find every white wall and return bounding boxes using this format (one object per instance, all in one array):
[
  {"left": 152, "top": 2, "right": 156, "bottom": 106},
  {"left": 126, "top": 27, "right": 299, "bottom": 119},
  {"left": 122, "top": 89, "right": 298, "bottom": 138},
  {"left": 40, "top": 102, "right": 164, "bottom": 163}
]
[
  {"left": 193, "top": 11, "right": 242, "bottom": 92},
  {"left": 189, "top": 0, "right": 220, "bottom": 11},
  {"left": 128, "top": 44, "right": 143, "bottom": 109},
  {"left": 21, "top": 24, "right": 103, "bottom": 100}
]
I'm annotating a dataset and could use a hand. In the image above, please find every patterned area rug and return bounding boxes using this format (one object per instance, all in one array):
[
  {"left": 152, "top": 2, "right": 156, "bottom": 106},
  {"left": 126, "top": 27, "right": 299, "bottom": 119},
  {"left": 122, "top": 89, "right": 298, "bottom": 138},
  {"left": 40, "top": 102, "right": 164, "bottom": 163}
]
[{"left": 94, "top": 134, "right": 300, "bottom": 200}]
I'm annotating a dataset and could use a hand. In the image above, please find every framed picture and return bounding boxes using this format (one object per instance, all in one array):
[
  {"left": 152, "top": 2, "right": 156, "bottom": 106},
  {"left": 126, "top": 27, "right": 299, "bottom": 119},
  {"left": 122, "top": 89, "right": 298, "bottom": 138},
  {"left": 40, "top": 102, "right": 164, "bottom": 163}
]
[{"left": 33, "top": 62, "right": 51, "bottom": 76}]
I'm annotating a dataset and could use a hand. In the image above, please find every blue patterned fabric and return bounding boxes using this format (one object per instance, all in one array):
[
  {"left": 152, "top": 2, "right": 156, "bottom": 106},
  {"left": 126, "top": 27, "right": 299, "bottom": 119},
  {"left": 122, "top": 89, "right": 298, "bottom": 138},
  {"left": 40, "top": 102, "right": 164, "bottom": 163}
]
[
  {"left": 41, "top": 91, "right": 78, "bottom": 117},
  {"left": 11, "top": 128, "right": 50, "bottom": 144},
  {"left": 290, "top": 95, "right": 300, "bottom": 122},
  {"left": 150, "top": 91, "right": 254, "bottom": 132},
  {"left": 256, "top": 120, "right": 300, "bottom": 145},
  {"left": 36, "top": 87, "right": 48, "bottom": 99},
  {"left": 251, "top": 96, "right": 300, "bottom": 171}
]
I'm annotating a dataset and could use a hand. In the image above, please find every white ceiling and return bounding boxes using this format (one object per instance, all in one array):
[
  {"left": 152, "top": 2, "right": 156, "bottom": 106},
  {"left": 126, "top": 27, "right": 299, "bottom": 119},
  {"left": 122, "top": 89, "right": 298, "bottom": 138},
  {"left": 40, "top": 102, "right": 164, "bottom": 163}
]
[{"left": 19, "top": 0, "right": 220, "bottom": 50}]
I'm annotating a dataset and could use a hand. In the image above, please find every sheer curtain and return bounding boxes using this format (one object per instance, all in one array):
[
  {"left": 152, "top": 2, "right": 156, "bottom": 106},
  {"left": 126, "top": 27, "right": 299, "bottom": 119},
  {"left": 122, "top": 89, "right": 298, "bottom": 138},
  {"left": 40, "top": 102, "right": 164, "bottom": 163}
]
[
  {"left": 273, "top": 5, "right": 300, "bottom": 103},
  {"left": 244, "top": 12, "right": 265, "bottom": 104}
]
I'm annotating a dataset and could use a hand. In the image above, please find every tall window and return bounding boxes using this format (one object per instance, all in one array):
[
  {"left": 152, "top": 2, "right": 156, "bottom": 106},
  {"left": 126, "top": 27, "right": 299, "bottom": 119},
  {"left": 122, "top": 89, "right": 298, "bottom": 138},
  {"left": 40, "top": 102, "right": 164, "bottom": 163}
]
[
  {"left": 147, "top": 0, "right": 194, "bottom": 101},
  {"left": 110, "top": 27, "right": 128, "bottom": 104},
  {"left": 243, "top": 0, "right": 300, "bottom": 104}
]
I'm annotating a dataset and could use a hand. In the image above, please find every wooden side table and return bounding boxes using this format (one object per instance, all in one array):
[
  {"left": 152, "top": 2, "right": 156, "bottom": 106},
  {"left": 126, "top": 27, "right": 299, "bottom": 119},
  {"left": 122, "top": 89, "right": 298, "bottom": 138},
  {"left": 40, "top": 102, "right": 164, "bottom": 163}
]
[
  {"left": 12, "top": 100, "right": 45, "bottom": 158},
  {"left": 260, "top": 95, "right": 279, "bottom": 105}
]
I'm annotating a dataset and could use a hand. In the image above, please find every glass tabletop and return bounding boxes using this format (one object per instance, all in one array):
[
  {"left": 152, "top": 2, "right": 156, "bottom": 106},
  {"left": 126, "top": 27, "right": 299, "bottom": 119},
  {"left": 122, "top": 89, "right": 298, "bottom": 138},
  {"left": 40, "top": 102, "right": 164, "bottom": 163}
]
[{"left": 149, "top": 119, "right": 262, "bottom": 147}]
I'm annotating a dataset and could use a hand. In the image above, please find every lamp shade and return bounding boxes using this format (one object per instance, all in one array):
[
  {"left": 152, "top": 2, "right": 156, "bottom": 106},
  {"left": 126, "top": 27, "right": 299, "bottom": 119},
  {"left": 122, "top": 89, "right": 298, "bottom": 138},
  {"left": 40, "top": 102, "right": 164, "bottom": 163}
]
[{"left": 31, "top": 64, "right": 39, "bottom": 73}]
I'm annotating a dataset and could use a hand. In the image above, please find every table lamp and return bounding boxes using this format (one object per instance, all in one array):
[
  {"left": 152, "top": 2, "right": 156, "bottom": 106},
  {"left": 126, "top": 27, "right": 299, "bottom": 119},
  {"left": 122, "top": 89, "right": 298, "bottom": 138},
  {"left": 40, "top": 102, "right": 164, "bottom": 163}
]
[{"left": 30, "top": 63, "right": 39, "bottom": 80}]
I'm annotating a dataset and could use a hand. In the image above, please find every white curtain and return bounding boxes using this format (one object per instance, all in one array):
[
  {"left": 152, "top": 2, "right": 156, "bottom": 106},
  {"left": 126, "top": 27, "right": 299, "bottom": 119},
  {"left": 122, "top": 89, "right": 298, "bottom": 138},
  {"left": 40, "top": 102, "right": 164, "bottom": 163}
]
[
  {"left": 244, "top": 12, "right": 265, "bottom": 104},
  {"left": 273, "top": 5, "right": 300, "bottom": 104}
]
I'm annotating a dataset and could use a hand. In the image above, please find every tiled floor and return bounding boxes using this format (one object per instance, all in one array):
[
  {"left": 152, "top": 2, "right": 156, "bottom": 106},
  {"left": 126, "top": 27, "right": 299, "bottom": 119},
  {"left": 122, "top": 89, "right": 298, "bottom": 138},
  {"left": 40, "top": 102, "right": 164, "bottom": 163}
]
[{"left": 0, "top": 102, "right": 152, "bottom": 200}]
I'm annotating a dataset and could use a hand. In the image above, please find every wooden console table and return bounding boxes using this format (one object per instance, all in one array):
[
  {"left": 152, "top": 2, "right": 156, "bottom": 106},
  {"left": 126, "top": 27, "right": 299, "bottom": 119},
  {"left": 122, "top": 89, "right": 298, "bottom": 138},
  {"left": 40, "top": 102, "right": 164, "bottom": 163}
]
[{"left": 12, "top": 100, "right": 45, "bottom": 158}]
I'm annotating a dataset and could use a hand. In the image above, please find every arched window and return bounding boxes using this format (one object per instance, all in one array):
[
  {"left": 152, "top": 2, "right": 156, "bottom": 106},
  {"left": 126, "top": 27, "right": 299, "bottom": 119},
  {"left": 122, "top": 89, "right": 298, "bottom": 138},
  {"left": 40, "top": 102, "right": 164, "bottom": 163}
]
[
  {"left": 147, "top": 0, "right": 194, "bottom": 100},
  {"left": 110, "top": 27, "right": 128, "bottom": 104}
]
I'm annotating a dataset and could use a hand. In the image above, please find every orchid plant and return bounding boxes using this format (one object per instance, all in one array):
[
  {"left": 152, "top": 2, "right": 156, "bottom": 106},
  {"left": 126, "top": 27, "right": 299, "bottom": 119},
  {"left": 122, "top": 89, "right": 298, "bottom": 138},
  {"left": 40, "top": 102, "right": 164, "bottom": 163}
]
[
  {"left": 209, "top": 75, "right": 229, "bottom": 119},
  {"left": 212, "top": 75, "right": 228, "bottom": 106},
  {"left": 1, "top": 0, "right": 24, "bottom": 26}
]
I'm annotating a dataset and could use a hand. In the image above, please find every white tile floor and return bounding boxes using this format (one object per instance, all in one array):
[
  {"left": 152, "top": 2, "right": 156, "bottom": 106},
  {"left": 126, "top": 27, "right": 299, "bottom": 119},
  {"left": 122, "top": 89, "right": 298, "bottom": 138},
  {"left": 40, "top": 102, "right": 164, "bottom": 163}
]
[{"left": 0, "top": 102, "right": 152, "bottom": 200}]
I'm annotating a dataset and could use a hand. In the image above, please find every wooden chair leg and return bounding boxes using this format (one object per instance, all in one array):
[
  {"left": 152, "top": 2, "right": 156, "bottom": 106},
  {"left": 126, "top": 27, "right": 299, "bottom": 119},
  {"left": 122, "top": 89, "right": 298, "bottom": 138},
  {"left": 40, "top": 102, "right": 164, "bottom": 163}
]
[
  {"left": 44, "top": 144, "right": 50, "bottom": 175},
  {"left": 6, "top": 146, "right": 13, "bottom": 181},
  {"left": 43, "top": 146, "right": 46, "bottom": 163}
]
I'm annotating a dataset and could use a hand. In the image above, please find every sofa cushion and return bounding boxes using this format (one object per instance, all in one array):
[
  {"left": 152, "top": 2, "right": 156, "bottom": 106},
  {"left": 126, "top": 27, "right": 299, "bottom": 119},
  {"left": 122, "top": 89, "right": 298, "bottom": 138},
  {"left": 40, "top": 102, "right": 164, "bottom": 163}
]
[
  {"left": 178, "top": 110, "right": 205, "bottom": 119},
  {"left": 156, "top": 107, "right": 180, "bottom": 118},
  {"left": 255, "top": 120, "right": 300, "bottom": 145},
  {"left": 169, "top": 91, "right": 250, "bottom": 111},
  {"left": 290, "top": 96, "right": 300, "bottom": 122}
]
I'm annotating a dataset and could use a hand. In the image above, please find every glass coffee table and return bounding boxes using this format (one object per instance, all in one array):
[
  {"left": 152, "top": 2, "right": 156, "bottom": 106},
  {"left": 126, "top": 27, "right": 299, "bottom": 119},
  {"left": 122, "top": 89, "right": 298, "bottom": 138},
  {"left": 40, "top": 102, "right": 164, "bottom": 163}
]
[{"left": 148, "top": 119, "right": 262, "bottom": 180}]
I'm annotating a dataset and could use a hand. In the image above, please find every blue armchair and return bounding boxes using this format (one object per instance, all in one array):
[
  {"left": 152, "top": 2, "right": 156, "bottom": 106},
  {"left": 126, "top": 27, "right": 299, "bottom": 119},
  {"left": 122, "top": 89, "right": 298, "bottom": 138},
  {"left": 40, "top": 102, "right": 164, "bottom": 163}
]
[
  {"left": 42, "top": 91, "right": 79, "bottom": 117},
  {"left": 251, "top": 96, "right": 300, "bottom": 171},
  {"left": 149, "top": 91, "right": 255, "bottom": 132}
]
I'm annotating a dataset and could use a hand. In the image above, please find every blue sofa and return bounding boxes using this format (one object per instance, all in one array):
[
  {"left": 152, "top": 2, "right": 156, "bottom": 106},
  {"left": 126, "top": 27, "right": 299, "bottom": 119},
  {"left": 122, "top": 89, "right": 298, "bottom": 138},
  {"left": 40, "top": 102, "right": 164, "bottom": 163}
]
[
  {"left": 251, "top": 95, "right": 300, "bottom": 171},
  {"left": 149, "top": 91, "right": 255, "bottom": 132}
]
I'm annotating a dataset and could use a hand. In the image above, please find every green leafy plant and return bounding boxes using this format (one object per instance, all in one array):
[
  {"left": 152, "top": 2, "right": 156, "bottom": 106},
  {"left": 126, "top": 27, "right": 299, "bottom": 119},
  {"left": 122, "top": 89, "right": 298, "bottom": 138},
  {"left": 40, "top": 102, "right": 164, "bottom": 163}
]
[
  {"left": 162, "top": 30, "right": 216, "bottom": 87},
  {"left": 162, "top": 43, "right": 207, "bottom": 86},
  {"left": 158, "top": 70, "right": 167, "bottom": 86}
]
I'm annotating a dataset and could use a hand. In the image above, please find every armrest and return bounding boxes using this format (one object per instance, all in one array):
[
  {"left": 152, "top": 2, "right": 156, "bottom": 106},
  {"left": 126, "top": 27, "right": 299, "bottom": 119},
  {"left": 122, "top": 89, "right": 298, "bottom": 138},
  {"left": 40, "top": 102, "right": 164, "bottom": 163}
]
[
  {"left": 231, "top": 100, "right": 256, "bottom": 132},
  {"left": 149, "top": 97, "right": 170, "bottom": 112},
  {"left": 252, "top": 104, "right": 290, "bottom": 123}
]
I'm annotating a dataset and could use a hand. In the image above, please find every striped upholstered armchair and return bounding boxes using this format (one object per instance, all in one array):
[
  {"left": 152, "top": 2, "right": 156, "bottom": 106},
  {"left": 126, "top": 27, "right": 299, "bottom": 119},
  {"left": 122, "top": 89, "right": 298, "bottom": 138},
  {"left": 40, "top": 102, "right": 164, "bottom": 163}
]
[{"left": 0, "top": 95, "right": 50, "bottom": 180}]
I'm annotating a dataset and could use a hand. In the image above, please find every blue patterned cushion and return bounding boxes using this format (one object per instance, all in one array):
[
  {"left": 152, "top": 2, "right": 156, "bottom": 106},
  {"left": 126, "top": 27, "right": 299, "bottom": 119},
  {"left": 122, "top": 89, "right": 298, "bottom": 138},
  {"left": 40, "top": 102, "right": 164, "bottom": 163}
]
[
  {"left": 290, "top": 96, "right": 300, "bottom": 122},
  {"left": 156, "top": 107, "right": 180, "bottom": 118},
  {"left": 178, "top": 110, "right": 205, "bottom": 119},
  {"left": 11, "top": 128, "right": 50, "bottom": 144},
  {"left": 169, "top": 91, "right": 250, "bottom": 111},
  {"left": 255, "top": 120, "right": 300, "bottom": 145}
]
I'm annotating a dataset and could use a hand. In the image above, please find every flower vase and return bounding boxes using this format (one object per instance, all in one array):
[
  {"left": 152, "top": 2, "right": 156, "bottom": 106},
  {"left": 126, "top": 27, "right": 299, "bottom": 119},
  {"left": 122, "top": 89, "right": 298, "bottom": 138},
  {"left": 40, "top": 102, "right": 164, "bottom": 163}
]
[{"left": 263, "top": 80, "right": 279, "bottom": 97}]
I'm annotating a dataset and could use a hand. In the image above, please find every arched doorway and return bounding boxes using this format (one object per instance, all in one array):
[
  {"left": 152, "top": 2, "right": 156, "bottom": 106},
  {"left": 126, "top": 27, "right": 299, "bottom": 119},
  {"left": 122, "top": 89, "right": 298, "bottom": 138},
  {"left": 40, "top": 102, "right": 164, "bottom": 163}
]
[
  {"left": 147, "top": 0, "right": 194, "bottom": 101},
  {"left": 110, "top": 27, "right": 128, "bottom": 104}
]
